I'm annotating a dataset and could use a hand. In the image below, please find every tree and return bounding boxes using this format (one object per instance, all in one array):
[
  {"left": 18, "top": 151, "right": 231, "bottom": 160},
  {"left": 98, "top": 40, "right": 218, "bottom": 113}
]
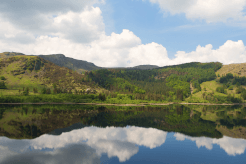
[
  {"left": 23, "top": 87, "right": 29, "bottom": 96},
  {"left": 0, "top": 81, "right": 7, "bottom": 89},
  {"left": 98, "top": 93, "right": 106, "bottom": 101},
  {"left": 0, "top": 76, "right": 6, "bottom": 80},
  {"left": 33, "top": 88, "right": 38, "bottom": 93},
  {"left": 41, "top": 88, "right": 47, "bottom": 94},
  {"left": 202, "top": 92, "right": 206, "bottom": 99}
]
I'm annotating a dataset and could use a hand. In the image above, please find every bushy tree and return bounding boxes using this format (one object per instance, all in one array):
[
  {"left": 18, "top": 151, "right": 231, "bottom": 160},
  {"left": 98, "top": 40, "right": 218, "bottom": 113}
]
[
  {"left": 23, "top": 87, "right": 29, "bottom": 96},
  {"left": 216, "top": 86, "right": 227, "bottom": 94},
  {"left": 0, "top": 81, "right": 7, "bottom": 89},
  {"left": 41, "top": 88, "right": 47, "bottom": 94},
  {"left": 98, "top": 93, "right": 106, "bottom": 101},
  {"left": 0, "top": 76, "right": 6, "bottom": 80}
]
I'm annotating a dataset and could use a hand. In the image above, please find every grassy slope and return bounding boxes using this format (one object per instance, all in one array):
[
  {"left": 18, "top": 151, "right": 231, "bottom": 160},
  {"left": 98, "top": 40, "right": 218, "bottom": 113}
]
[
  {"left": 185, "top": 63, "right": 246, "bottom": 103},
  {"left": 216, "top": 63, "right": 246, "bottom": 77},
  {"left": 0, "top": 55, "right": 105, "bottom": 96}
]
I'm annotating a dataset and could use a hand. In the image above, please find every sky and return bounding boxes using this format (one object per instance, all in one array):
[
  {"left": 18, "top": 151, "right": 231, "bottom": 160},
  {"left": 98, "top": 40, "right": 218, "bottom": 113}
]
[{"left": 0, "top": 0, "right": 246, "bottom": 67}]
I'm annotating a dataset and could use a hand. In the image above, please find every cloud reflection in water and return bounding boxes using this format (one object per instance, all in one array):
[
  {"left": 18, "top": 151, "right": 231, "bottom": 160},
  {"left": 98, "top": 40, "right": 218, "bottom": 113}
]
[
  {"left": 0, "top": 126, "right": 167, "bottom": 163},
  {"left": 174, "top": 132, "right": 246, "bottom": 156}
]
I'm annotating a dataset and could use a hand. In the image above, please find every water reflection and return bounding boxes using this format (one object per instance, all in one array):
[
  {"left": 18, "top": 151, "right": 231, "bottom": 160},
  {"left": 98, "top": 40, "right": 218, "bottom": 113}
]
[
  {"left": 1, "top": 104, "right": 246, "bottom": 163},
  {"left": 0, "top": 126, "right": 246, "bottom": 163},
  {"left": 0, "top": 126, "right": 167, "bottom": 163},
  {"left": 174, "top": 132, "right": 246, "bottom": 156},
  {"left": 0, "top": 143, "right": 100, "bottom": 164}
]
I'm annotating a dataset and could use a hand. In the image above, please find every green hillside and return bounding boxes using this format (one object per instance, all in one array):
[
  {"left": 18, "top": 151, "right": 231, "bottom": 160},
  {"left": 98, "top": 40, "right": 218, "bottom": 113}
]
[
  {"left": 37, "top": 54, "right": 101, "bottom": 73},
  {"left": 1, "top": 53, "right": 246, "bottom": 104},
  {"left": 0, "top": 52, "right": 160, "bottom": 73},
  {"left": 0, "top": 55, "right": 104, "bottom": 97},
  {"left": 85, "top": 62, "right": 223, "bottom": 102}
]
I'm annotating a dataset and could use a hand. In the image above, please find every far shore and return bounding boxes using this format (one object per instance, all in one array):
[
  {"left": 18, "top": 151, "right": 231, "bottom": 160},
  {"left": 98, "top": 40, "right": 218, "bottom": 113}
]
[{"left": 0, "top": 102, "right": 246, "bottom": 106}]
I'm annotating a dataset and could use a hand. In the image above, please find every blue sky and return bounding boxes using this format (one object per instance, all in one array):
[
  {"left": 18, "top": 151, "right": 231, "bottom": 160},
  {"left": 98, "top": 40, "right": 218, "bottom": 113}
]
[
  {"left": 0, "top": 0, "right": 246, "bottom": 67},
  {"left": 99, "top": 0, "right": 246, "bottom": 57}
]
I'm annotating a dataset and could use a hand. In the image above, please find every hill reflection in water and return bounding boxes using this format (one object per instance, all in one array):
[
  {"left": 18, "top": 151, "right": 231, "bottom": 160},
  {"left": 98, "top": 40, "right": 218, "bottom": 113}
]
[{"left": 0, "top": 104, "right": 246, "bottom": 163}]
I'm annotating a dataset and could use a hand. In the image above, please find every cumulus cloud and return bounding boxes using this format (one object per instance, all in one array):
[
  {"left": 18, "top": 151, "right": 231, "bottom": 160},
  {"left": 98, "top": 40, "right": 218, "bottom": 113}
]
[
  {"left": 0, "top": 6, "right": 105, "bottom": 44},
  {"left": 127, "top": 42, "right": 169, "bottom": 66},
  {"left": 52, "top": 7, "right": 105, "bottom": 43},
  {"left": 0, "top": 0, "right": 246, "bottom": 67},
  {"left": 0, "top": 0, "right": 104, "bottom": 31},
  {"left": 171, "top": 40, "right": 246, "bottom": 65},
  {"left": 174, "top": 132, "right": 246, "bottom": 156},
  {"left": 149, "top": 0, "right": 246, "bottom": 23},
  {"left": 1, "top": 30, "right": 246, "bottom": 67},
  {"left": 0, "top": 126, "right": 167, "bottom": 163}
]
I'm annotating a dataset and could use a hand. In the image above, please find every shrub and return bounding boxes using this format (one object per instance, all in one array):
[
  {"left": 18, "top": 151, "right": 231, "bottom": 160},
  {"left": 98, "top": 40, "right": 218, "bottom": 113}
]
[
  {"left": 0, "top": 76, "right": 6, "bottom": 80},
  {"left": 228, "top": 86, "right": 233, "bottom": 90},
  {"left": 0, "top": 96, "right": 23, "bottom": 103},
  {"left": 216, "top": 87, "right": 226, "bottom": 94},
  {"left": 29, "top": 96, "right": 43, "bottom": 103},
  {"left": 241, "top": 90, "right": 246, "bottom": 100},
  {"left": 236, "top": 86, "right": 245, "bottom": 94}
]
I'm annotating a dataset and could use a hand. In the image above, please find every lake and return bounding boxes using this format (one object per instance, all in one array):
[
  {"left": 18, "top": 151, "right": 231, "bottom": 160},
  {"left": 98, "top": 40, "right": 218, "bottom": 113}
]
[{"left": 0, "top": 104, "right": 246, "bottom": 164}]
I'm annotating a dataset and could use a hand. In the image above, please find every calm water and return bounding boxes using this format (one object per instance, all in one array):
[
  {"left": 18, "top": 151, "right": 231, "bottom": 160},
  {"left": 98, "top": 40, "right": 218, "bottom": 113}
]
[{"left": 0, "top": 104, "right": 246, "bottom": 164}]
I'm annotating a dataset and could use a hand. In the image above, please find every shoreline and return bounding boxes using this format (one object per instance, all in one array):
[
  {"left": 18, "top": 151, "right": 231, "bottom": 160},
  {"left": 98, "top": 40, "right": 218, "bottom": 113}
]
[{"left": 0, "top": 102, "right": 245, "bottom": 106}]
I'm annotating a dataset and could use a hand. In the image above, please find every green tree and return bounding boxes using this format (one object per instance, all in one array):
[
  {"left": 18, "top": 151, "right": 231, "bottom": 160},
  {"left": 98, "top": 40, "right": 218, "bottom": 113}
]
[
  {"left": 98, "top": 93, "right": 106, "bottom": 101},
  {"left": 0, "top": 81, "right": 7, "bottom": 89},
  {"left": 41, "top": 88, "right": 47, "bottom": 94},
  {"left": 0, "top": 76, "right": 6, "bottom": 80},
  {"left": 23, "top": 87, "right": 29, "bottom": 96},
  {"left": 46, "top": 88, "right": 51, "bottom": 94}
]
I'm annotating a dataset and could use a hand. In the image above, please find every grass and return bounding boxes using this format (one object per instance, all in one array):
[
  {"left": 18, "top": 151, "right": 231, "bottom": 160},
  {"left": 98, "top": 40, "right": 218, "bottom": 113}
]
[
  {"left": 185, "top": 80, "right": 244, "bottom": 103},
  {"left": 216, "top": 63, "right": 246, "bottom": 77}
]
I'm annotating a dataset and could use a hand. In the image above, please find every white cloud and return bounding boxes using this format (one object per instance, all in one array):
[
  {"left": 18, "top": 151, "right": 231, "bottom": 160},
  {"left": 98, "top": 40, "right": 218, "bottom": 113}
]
[
  {"left": 0, "top": 0, "right": 246, "bottom": 67},
  {"left": 0, "top": 0, "right": 104, "bottom": 31},
  {"left": 149, "top": 0, "right": 246, "bottom": 23},
  {"left": 1, "top": 29, "right": 246, "bottom": 67},
  {"left": 174, "top": 132, "right": 246, "bottom": 156},
  {"left": 171, "top": 40, "right": 246, "bottom": 65},
  {"left": 52, "top": 7, "right": 105, "bottom": 43},
  {"left": 127, "top": 42, "right": 169, "bottom": 67}
]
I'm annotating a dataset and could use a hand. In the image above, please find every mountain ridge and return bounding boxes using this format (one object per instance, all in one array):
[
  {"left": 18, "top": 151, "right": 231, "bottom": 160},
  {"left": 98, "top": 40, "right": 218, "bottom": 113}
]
[{"left": 0, "top": 52, "right": 160, "bottom": 72}]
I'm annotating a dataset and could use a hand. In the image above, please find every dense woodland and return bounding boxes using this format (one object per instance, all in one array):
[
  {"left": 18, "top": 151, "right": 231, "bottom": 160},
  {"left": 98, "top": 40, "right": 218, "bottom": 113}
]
[{"left": 86, "top": 62, "right": 222, "bottom": 101}]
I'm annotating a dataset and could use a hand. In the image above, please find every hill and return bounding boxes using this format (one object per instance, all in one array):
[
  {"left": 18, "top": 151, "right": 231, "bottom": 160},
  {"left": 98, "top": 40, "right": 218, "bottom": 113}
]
[
  {"left": 0, "top": 52, "right": 25, "bottom": 58},
  {"left": 216, "top": 63, "right": 246, "bottom": 77},
  {"left": 1, "top": 52, "right": 246, "bottom": 104},
  {"left": 86, "top": 62, "right": 223, "bottom": 102},
  {"left": 111, "top": 65, "right": 159, "bottom": 70},
  {"left": 37, "top": 54, "right": 101, "bottom": 73},
  {"left": 0, "top": 52, "right": 160, "bottom": 73},
  {"left": 0, "top": 55, "right": 103, "bottom": 95},
  {"left": 186, "top": 62, "right": 246, "bottom": 103}
]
